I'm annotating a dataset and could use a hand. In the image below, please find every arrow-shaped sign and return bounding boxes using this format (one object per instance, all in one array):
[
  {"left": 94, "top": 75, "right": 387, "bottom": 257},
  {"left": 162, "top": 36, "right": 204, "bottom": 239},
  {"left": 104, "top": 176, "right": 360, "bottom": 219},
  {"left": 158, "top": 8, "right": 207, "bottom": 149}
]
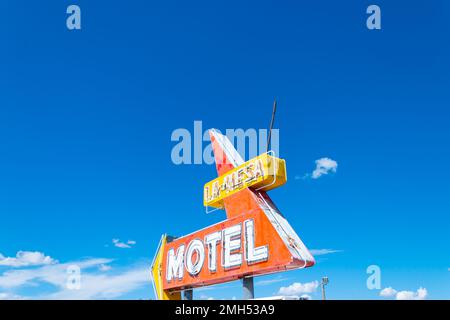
[{"left": 151, "top": 129, "right": 314, "bottom": 299}]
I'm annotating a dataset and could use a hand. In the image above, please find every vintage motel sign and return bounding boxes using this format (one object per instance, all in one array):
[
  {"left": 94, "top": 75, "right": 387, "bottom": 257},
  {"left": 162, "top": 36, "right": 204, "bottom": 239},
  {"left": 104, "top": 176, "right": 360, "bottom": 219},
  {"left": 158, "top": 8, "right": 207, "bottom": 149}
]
[{"left": 151, "top": 129, "right": 315, "bottom": 299}]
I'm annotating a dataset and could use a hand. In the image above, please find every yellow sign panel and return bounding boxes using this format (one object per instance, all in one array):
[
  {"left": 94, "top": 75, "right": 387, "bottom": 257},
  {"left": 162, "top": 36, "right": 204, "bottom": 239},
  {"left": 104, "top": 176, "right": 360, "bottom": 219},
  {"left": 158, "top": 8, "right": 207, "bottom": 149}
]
[
  {"left": 150, "top": 234, "right": 181, "bottom": 300},
  {"left": 204, "top": 153, "right": 287, "bottom": 209}
]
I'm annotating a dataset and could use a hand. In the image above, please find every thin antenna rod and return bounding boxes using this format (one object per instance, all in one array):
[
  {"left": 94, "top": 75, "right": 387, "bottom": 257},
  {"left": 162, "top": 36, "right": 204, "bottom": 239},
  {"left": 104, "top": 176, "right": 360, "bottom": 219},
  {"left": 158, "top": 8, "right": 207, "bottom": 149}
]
[{"left": 267, "top": 99, "right": 277, "bottom": 153}]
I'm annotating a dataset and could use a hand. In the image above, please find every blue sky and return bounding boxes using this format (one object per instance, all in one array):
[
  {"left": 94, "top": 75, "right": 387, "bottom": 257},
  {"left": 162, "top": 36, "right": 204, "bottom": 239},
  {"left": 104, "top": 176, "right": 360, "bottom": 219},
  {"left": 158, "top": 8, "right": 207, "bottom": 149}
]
[{"left": 1, "top": 1, "right": 449, "bottom": 299}]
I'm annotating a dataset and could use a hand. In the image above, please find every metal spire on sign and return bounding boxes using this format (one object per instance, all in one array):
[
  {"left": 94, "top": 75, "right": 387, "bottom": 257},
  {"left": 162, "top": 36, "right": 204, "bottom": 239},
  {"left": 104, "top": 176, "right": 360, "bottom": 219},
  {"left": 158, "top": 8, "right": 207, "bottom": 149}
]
[{"left": 267, "top": 99, "right": 277, "bottom": 153}]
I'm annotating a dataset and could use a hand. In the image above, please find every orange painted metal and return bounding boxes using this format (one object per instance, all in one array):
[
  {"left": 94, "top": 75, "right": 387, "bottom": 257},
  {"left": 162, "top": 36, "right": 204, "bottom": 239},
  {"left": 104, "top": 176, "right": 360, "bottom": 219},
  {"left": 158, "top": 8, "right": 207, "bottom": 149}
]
[
  {"left": 209, "top": 132, "right": 263, "bottom": 219},
  {"left": 163, "top": 209, "right": 312, "bottom": 291}
]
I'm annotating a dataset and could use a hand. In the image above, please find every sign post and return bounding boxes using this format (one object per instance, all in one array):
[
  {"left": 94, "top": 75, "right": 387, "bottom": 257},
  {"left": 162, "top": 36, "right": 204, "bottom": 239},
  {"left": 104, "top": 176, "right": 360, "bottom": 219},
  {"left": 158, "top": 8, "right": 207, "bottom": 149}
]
[
  {"left": 151, "top": 129, "right": 315, "bottom": 300},
  {"left": 184, "top": 289, "right": 193, "bottom": 300},
  {"left": 243, "top": 277, "right": 255, "bottom": 300}
]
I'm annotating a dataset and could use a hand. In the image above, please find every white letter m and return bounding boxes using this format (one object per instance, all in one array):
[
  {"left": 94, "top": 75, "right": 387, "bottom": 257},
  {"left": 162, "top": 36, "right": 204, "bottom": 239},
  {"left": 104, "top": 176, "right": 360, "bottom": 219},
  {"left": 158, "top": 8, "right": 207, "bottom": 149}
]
[{"left": 166, "top": 245, "right": 185, "bottom": 282}]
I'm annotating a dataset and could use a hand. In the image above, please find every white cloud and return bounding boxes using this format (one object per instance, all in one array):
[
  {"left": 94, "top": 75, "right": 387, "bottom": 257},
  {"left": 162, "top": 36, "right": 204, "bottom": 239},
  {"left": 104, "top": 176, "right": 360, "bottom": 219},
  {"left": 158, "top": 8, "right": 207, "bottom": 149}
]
[
  {"left": 379, "top": 287, "right": 397, "bottom": 297},
  {"left": 380, "top": 286, "right": 428, "bottom": 300},
  {"left": 0, "top": 257, "right": 151, "bottom": 300},
  {"left": 0, "top": 292, "right": 24, "bottom": 300},
  {"left": 312, "top": 157, "right": 338, "bottom": 179},
  {"left": 396, "top": 287, "right": 428, "bottom": 300},
  {"left": 278, "top": 281, "right": 319, "bottom": 296},
  {"left": 0, "top": 258, "right": 110, "bottom": 289},
  {"left": 309, "top": 249, "right": 342, "bottom": 256},
  {"left": 47, "top": 265, "right": 150, "bottom": 300},
  {"left": 112, "top": 239, "right": 136, "bottom": 249},
  {"left": 99, "top": 264, "right": 112, "bottom": 272},
  {"left": 0, "top": 251, "right": 57, "bottom": 267}
]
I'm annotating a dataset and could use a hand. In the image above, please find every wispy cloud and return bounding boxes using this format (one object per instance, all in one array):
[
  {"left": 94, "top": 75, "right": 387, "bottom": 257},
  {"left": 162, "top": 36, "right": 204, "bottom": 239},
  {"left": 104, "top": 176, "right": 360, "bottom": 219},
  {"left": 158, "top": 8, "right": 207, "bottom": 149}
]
[
  {"left": 112, "top": 239, "right": 136, "bottom": 249},
  {"left": 0, "top": 292, "right": 24, "bottom": 300},
  {"left": 47, "top": 265, "right": 150, "bottom": 300},
  {"left": 309, "top": 249, "right": 342, "bottom": 256},
  {"left": 0, "top": 255, "right": 151, "bottom": 299},
  {"left": 0, "top": 258, "right": 111, "bottom": 289},
  {"left": 256, "top": 276, "right": 289, "bottom": 286},
  {"left": 99, "top": 264, "right": 112, "bottom": 272},
  {"left": 0, "top": 251, "right": 57, "bottom": 267}
]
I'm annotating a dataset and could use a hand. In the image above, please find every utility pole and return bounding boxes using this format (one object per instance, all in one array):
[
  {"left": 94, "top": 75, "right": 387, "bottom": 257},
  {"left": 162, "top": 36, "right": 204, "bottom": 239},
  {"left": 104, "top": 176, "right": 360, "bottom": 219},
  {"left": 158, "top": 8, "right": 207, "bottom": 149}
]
[{"left": 321, "top": 277, "right": 329, "bottom": 300}]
